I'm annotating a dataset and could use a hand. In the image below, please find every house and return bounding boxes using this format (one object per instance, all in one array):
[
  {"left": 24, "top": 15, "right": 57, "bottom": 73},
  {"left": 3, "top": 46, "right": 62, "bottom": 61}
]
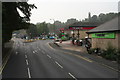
[{"left": 86, "top": 16, "right": 120, "bottom": 50}]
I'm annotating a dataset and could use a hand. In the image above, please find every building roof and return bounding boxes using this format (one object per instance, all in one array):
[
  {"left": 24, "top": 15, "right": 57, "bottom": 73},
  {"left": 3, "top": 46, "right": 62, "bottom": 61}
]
[
  {"left": 69, "top": 22, "right": 102, "bottom": 28},
  {"left": 87, "top": 16, "right": 120, "bottom": 33}
]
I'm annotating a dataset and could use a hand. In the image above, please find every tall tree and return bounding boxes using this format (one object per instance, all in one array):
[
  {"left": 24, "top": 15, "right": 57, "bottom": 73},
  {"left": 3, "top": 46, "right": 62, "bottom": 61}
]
[
  {"left": 36, "top": 22, "right": 49, "bottom": 35},
  {"left": 90, "top": 15, "right": 98, "bottom": 22},
  {"left": 26, "top": 23, "right": 38, "bottom": 38},
  {"left": 2, "top": 2, "right": 37, "bottom": 43}
]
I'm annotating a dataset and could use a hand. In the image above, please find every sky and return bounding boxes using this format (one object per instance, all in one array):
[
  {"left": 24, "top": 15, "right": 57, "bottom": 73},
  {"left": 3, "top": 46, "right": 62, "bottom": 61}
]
[{"left": 27, "top": 0, "right": 119, "bottom": 24}]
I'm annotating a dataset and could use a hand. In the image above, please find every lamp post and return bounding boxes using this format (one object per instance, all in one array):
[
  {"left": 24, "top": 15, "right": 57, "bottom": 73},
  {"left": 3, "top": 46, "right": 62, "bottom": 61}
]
[{"left": 50, "top": 19, "right": 55, "bottom": 35}]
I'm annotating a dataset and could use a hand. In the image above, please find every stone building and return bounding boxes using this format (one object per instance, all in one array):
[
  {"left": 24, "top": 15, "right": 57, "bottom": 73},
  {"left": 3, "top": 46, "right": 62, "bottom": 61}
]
[{"left": 87, "top": 16, "right": 120, "bottom": 50}]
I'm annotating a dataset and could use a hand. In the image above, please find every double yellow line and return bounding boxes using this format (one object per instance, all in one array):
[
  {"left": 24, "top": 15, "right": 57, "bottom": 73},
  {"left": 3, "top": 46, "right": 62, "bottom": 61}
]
[
  {"left": 74, "top": 54, "right": 93, "bottom": 63},
  {"left": 47, "top": 42, "right": 55, "bottom": 51},
  {"left": 47, "top": 42, "right": 93, "bottom": 63},
  {"left": 62, "top": 51, "right": 93, "bottom": 63},
  {"left": 47, "top": 42, "right": 120, "bottom": 72}
]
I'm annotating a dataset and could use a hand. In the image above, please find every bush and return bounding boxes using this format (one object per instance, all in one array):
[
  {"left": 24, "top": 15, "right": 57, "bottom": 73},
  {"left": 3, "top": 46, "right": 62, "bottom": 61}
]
[
  {"left": 88, "top": 48, "right": 96, "bottom": 54},
  {"left": 116, "top": 49, "right": 120, "bottom": 63},
  {"left": 100, "top": 45, "right": 117, "bottom": 61},
  {"left": 88, "top": 48, "right": 101, "bottom": 54},
  {"left": 88, "top": 44, "right": 119, "bottom": 61}
]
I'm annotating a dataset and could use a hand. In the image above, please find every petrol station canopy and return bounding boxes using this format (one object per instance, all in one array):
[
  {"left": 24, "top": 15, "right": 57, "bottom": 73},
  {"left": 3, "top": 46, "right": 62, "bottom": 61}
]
[{"left": 69, "top": 22, "right": 102, "bottom": 30}]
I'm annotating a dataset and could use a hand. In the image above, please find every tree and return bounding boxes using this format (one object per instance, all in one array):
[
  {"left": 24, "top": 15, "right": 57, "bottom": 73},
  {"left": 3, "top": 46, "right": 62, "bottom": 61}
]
[
  {"left": 82, "top": 12, "right": 118, "bottom": 23},
  {"left": 47, "top": 23, "right": 54, "bottom": 33},
  {"left": 36, "top": 22, "right": 49, "bottom": 35},
  {"left": 90, "top": 15, "right": 98, "bottom": 22},
  {"left": 26, "top": 23, "right": 38, "bottom": 38},
  {"left": 2, "top": 2, "right": 37, "bottom": 43},
  {"left": 66, "top": 18, "right": 78, "bottom": 26}
]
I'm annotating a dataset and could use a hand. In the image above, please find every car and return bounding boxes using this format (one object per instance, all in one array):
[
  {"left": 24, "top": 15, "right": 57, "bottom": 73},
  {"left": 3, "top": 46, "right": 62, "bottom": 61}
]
[
  {"left": 42, "top": 37, "right": 46, "bottom": 40},
  {"left": 49, "top": 36, "right": 55, "bottom": 39},
  {"left": 54, "top": 39, "right": 61, "bottom": 42}
]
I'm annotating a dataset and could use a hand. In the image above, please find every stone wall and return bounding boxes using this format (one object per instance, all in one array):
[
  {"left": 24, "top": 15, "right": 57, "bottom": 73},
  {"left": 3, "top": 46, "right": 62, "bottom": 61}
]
[{"left": 90, "top": 32, "right": 120, "bottom": 50}]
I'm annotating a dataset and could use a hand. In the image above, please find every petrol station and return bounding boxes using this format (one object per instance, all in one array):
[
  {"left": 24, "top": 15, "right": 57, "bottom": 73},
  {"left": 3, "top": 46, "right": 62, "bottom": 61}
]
[{"left": 68, "top": 22, "right": 101, "bottom": 40}]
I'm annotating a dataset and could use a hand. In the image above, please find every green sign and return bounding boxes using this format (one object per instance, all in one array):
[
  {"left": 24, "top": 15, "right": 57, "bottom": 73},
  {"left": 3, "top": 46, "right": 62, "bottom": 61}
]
[
  {"left": 61, "top": 36, "right": 65, "bottom": 39},
  {"left": 92, "top": 33, "right": 115, "bottom": 38},
  {"left": 62, "top": 33, "right": 64, "bottom": 35}
]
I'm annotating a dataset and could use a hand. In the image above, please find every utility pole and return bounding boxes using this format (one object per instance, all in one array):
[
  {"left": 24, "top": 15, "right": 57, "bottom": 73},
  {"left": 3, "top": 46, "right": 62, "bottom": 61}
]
[{"left": 50, "top": 19, "right": 55, "bottom": 35}]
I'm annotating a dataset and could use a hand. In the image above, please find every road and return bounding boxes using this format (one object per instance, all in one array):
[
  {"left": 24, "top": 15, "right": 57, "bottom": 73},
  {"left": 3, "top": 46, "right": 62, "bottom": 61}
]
[{"left": 2, "top": 38, "right": 118, "bottom": 79}]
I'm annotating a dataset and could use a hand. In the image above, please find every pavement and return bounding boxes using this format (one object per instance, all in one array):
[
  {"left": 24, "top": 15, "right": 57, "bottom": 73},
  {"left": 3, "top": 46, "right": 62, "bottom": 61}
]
[
  {"left": 54, "top": 40, "right": 120, "bottom": 73},
  {"left": 55, "top": 40, "right": 87, "bottom": 53}
]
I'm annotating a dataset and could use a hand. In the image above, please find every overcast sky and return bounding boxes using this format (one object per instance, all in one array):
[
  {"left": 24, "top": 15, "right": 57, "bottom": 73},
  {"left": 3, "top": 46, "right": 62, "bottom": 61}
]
[{"left": 28, "top": 0, "right": 119, "bottom": 24}]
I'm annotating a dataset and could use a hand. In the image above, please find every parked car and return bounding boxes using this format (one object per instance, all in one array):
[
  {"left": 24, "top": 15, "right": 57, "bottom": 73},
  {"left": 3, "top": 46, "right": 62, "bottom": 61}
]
[
  {"left": 49, "top": 36, "right": 55, "bottom": 39},
  {"left": 42, "top": 37, "right": 46, "bottom": 40},
  {"left": 54, "top": 39, "right": 61, "bottom": 42}
]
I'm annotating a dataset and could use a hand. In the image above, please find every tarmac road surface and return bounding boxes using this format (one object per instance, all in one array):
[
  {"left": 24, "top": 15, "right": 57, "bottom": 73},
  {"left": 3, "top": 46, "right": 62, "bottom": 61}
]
[{"left": 2, "top": 38, "right": 118, "bottom": 79}]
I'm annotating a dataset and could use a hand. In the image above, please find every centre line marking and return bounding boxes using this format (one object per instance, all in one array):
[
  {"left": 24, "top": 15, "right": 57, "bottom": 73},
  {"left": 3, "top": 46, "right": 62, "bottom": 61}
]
[
  {"left": 25, "top": 55, "right": 27, "bottom": 58},
  {"left": 47, "top": 55, "right": 51, "bottom": 58},
  {"left": 27, "top": 68, "right": 31, "bottom": 78},
  {"left": 68, "top": 73, "right": 77, "bottom": 80},
  {"left": 55, "top": 61, "right": 63, "bottom": 68},
  {"left": 16, "top": 52, "right": 18, "bottom": 55},
  {"left": 26, "top": 60, "right": 29, "bottom": 65},
  {"left": 33, "top": 51, "right": 35, "bottom": 53}
]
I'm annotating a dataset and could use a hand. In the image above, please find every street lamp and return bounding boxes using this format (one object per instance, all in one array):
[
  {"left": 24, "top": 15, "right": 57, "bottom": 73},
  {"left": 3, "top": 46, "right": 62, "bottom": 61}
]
[{"left": 50, "top": 19, "right": 55, "bottom": 34}]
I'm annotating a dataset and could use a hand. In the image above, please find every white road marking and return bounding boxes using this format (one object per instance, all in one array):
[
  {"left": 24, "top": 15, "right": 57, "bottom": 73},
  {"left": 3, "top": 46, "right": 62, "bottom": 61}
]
[
  {"left": 16, "top": 52, "right": 18, "bottom": 55},
  {"left": 27, "top": 68, "right": 31, "bottom": 78},
  {"left": 55, "top": 61, "right": 63, "bottom": 68},
  {"left": 25, "top": 55, "right": 27, "bottom": 59},
  {"left": 68, "top": 73, "right": 77, "bottom": 80},
  {"left": 33, "top": 51, "right": 35, "bottom": 53},
  {"left": 26, "top": 60, "right": 29, "bottom": 65},
  {"left": 47, "top": 55, "right": 51, "bottom": 58}
]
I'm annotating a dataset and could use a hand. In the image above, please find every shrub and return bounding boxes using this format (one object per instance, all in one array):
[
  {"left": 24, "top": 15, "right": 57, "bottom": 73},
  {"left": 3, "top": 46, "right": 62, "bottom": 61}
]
[
  {"left": 116, "top": 49, "right": 120, "bottom": 63},
  {"left": 88, "top": 46, "right": 118, "bottom": 61},
  {"left": 101, "top": 45, "right": 117, "bottom": 61},
  {"left": 87, "top": 49, "right": 93, "bottom": 54},
  {"left": 88, "top": 48, "right": 98, "bottom": 54}
]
